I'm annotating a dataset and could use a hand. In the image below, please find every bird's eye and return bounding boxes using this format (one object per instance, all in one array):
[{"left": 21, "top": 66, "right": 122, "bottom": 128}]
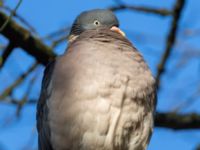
[{"left": 93, "top": 20, "right": 100, "bottom": 26}]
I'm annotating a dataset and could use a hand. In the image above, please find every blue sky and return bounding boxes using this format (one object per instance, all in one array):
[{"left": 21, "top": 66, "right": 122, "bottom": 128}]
[{"left": 0, "top": 0, "right": 200, "bottom": 150}]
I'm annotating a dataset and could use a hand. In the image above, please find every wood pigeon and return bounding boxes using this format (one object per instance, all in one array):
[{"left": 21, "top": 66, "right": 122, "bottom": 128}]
[{"left": 37, "top": 9, "right": 156, "bottom": 150}]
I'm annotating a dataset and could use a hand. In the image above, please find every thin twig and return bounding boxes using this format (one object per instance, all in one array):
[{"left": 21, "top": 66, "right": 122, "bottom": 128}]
[
  {"left": 51, "top": 35, "right": 68, "bottom": 48},
  {"left": 1, "top": 5, "right": 38, "bottom": 34},
  {"left": 0, "top": 0, "right": 22, "bottom": 32},
  {"left": 0, "top": 11, "right": 55, "bottom": 65},
  {"left": 156, "top": 0, "right": 185, "bottom": 88},
  {"left": 0, "top": 62, "right": 38, "bottom": 100},
  {"left": 16, "top": 73, "right": 37, "bottom": 117},
  {"left": 4, "top": 98, "right": 37, "bottom": 105},
  {"left": 43, "top": 27, "right": 70, "bottom": 41},
  {"left": 171, "top": 85, "right": 200, "bottom": 112},
  {"left": 110, "top": 5, "right": 172, "bottom": 16}
]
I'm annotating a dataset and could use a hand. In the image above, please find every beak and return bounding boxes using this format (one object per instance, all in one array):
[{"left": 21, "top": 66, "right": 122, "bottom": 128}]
[
  {"left": 110, "top": 26, "right": 126, "bottom": 37},
  {"left": 67, "top": 34, "right": 78, "bottom": 43}
]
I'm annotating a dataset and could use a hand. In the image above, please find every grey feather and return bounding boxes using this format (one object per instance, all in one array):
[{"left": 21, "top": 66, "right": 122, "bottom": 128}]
[
  {"left": 37, "top": 28, "right": 156, "bottom": 150},
  {"left": 37, "top": 61, "right": 55, "bottom": 150},
  {"left": 37, "top": 9, "right": 156, "bottom": 150}
]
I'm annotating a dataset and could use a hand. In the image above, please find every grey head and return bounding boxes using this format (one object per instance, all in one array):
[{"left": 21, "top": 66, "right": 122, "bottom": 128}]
[{"left": 69, "top": 9, "right": 119, "bottom": 37}]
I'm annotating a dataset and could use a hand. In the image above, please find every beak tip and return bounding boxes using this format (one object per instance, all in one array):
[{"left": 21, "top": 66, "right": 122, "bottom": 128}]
[{"left": 110, "top": 26, "right": 126, "bottom": 37}]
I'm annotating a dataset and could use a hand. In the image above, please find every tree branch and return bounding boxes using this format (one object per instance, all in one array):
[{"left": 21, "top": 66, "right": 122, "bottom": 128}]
[
  {"left": 0, "top": 11, "right": 56, "bottom": 65},
  {"left": 0, "top": 0, "right": 23, "bottom": 32},
  {"left": 155, "top": 112, "right": 200, "bottom": 130},
  {"left": 110, "top": 5, "right": 172, "bottom": 16},
  {"left": 0, "top": 62, "right": 38, "bottom": 100},
  {"left": 156, "top": 0, "right": 185, "bottom": 87},
  {"left": 196, "top": 144, "right": 200, "bottom": 150},
  {"left": 0, "top": 42, "right": 16, "bottom": 68},
  {"left": 4, "top": 98, "right": 37, "bottom": 105},
  {"left": 1, "top": 5, "right": 38, "bottom": 34}
]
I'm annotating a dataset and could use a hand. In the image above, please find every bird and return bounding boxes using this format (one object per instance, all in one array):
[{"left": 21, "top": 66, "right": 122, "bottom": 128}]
[{"left": 37, "top": 9, "right": 157, "bottom": 150}]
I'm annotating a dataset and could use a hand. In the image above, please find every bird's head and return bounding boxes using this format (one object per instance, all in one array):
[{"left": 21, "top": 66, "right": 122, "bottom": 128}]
[{"left": 68, "top": 9, "right": 125, "bottom": 42}]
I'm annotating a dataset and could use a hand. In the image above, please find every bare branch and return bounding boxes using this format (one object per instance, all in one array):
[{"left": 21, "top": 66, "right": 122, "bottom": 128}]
[
  {"left": 16, "top": 72, "right": 38, "bottom": 116},
  {"left": 0, "top": 62, "right": 38, "bottom": 100},
  {"left": 51, "top": 35, "right": 68, "bottom": 48},
  {"left": 171, "top": 86, "right": 200, "bottom": 112},
  {"left": 0, "top": 42, "right": 16, "bottom": 68},
  {"left": 155, "top": 112, "right": 200, "bottom": 130},
  {"left": 4, "top": 98, "right": 37, "bottom": 105},
  {"left": 110, "top": 5, "right": 172, "bottom": 16},
  {"left": 0, "top": 0, "right": 22, "bottom": 32},
  {"left": 196, "top": 144, "right": 200, "bottom": 150},
  {"left": 0, "top": 0, "right": 3, "bottom": 6},
  {"left": 0, "top": 11, "right": 56, "bottom": 65},
  {"left": 42, "top": 26, "right": 70, "bottom": 41},
  {"left": 156, "top": 0, "right": 185, "bottom": 88},
  {"left": 1, "top": 5, "right": 38, "bottom": 34}
]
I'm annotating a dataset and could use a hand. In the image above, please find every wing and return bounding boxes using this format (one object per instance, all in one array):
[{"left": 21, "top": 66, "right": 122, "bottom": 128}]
[{"left": 36, "top": 60, "right": 55, "bottom": 150}]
